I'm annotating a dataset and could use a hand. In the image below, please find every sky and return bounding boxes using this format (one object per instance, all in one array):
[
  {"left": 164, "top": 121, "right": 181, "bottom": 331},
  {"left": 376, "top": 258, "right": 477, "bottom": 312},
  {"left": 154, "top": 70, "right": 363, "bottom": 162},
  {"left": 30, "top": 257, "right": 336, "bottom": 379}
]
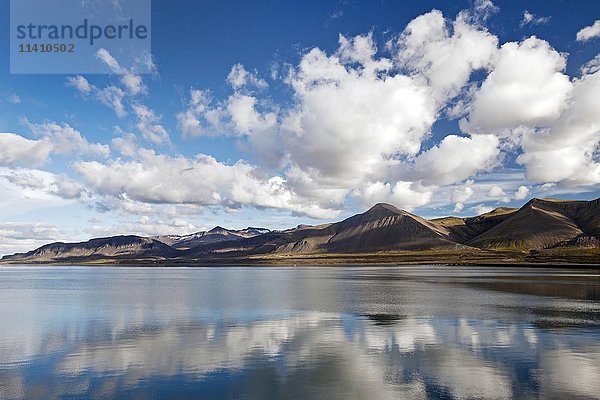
[{"left": 1, "top": 0, "right": 600, "bottom": 255}]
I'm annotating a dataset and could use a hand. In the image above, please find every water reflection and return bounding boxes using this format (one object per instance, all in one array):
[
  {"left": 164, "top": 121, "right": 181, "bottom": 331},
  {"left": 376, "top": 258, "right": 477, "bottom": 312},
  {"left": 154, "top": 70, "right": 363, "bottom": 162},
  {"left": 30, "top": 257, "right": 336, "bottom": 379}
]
[{"left": 0, "top": 266, "right": 599, "bottom": 399}]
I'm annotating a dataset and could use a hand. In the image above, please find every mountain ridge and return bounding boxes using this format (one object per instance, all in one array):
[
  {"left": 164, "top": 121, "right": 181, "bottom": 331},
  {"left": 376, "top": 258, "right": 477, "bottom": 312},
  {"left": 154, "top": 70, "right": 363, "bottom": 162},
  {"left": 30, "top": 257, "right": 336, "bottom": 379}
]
[{"left": 2, "top": 198, "right": 599, "bottom": 265}]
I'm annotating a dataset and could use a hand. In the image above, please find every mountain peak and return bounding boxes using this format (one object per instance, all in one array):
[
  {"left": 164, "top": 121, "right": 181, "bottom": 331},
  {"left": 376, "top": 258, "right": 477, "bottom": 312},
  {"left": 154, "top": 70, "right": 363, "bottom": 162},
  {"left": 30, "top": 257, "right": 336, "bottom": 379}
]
[
  {"left": 367, "top": 203, "right": 404, "bottom": 214},
  {"left": 208, "top": 226, "right": 228, "bottom": 233}
]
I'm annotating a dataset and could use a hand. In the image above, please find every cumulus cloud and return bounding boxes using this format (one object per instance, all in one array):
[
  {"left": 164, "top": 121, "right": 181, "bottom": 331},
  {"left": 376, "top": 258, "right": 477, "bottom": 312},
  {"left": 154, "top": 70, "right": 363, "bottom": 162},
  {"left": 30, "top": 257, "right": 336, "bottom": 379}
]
[
  {"left": 514, "top": 185, "right": 530, "bottom": 200},
  {"left": 85, "top": 217, "right": 200, "bottom": 238},
  {"left": 580, "top": 55, "right": 600, "bottom": 76},
  {"left": 179, "top": 18, "right": 500, "bottom": 211},
  {"left": 111, "top": 133, "right": 139, "bottom": 157},
  {"left": 172, "top": 6, "right": 600, "bottom": 213},
  {"left": 0, "top": 133, "right": 53, "bottom": 167},
  {"left": 227, "top": 64, "right": 268, "bottom": 90},
  {"left": 11, "top": 4, "right": 600, "bottom": 229},
  {"left": 391, "top": 9, "right": 498, "bottom": 100},
  {"left": 355, "top": 181, "right": 432, "bottom": 210},
  {"left": 576, "top": 20, "right": 600, "bottom": 42},
  {"left": 488, "top": 185, "right": 506, "bottom": 197},
  {"left": 0, "top": 222, "right": 64, "bottom": 255},
  {"left": 7, "top": 92, "right": 21, "bottom": 104},
  {"left": 451, "top": 181, "right": 475, "bottom": 203},
  {"left": 1, "top": 121, "right": 107, "bottom": 168},
  {"left": 177, "top": 89, "right": 212, "bottom": 137},
  {"left": 278, "top": 35, "right": 438, "bottom": 201},
  {"left": 517, "top": 69, "right": 600, "bottom": 185},
  {"left": 66, "top": 75, "right": 93, "bottom": 94},
  {"left": 132, "top": 104, "right": 170, "bottom": 145},
  {"left": 520, "top": 11, "right": 550, "bottom": 27},
  {"left": 471, "top": 203, "right": 493, "bottom": 215},
  {"left": 414, "top": 135, "right": 500, "bottom": 186},
  {"left": 66, "top": 49, "right": 150, "bottom": 119},
  {"left": 97, "top": 86, "right": 127, "bottom": 117},
  {"left": 23, "top": 120, "right": 110, "bottom": 157},
  {"left": 461, "top": 37, "right": 572, "bottom": 135},
  {"left": 471, "top": 0, "right": 499, "bottom": 22},
  {"left": 73, "top": 149, "right": 339, "bottom": 218},
  {"left": 1, "top": 168, "right": 83, "bottom": 199}
]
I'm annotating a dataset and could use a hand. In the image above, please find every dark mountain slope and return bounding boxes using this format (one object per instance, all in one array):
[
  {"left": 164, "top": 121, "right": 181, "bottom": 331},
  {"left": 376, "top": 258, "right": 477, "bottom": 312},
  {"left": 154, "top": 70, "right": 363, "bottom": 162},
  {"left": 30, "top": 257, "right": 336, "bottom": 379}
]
[
  {"left": 467, "top": 199, "right": 594, "bottom": 250},
  {"left": 155, "top": 227, "right": 271, "bottom": 249},
  {"left": 321, "top": 203, "right": 458, "bottom": 252},
  {"left": 2, "top": 236, "right": 179, "bottom": 263},
  {"left": 188, "top": 203, "right": 461, "bottom": 256},
  {"left": 433, "top": 207, "right": 518, "bottom": 243},
  {"left": 2, "top": 198, "right": 599, "bottom": 264}
]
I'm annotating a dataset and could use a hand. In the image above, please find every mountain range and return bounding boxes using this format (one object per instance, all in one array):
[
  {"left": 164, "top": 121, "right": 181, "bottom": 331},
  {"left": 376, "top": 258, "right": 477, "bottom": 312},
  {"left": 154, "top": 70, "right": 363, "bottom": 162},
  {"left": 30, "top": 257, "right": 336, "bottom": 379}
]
[{"left": 2, "top": 198, "right": 599, "bottom": 265}]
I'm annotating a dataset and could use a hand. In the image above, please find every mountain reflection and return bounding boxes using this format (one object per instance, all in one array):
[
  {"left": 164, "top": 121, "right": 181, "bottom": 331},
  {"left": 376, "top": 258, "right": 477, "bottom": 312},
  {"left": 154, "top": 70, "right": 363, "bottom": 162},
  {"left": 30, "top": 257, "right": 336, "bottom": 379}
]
[
  {"left": 1, "top": 313, "right": 599, "bottom": 399},
  {"left": 1, "top": 266, "right": 599, "bottom": 399}
]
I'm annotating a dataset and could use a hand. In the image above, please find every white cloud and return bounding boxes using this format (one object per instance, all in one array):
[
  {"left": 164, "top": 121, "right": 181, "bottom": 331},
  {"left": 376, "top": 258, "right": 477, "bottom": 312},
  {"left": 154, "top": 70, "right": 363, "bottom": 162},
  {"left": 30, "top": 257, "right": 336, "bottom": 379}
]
[
  {"left": 514, "top": 185, "right": 530, "bottom": 200},
  {"left": 355, "top": 181, "right": 432, "bottom": 211},
  {"left": 172, "top": 10, "right": 506, "bottom": 213},
  {"left": 461, "top": 37, "right": 572, "bottom": 135},
  {"left": 96, "top": 86, "right": 126, "bottom": 117},
  {"left": 121, "top": 72, "right": 146, "bottom": 95},
  {"left": 0, "top": 222, "right": 64, "bottom": 256},
  {"left": 73, "top": 150, "right": 339, "bottom": 218},
  {"left": 15, "top": 5, "right": 600, "bottom": 226},
  {"left": 84, "top": 216, "right": 200, "bottom": 238},
  {"left": 471, "top": 203, "right": 493, "bottom": 215},
  {"left": 580, "top": 55, "right": 600, "bottom": 76},
  {"left": 227, "top": 93, "right": 277, "bottom": 135},
  {"left": 520, "top": 11, "right": 550, "bottom": 27},
  {"left": 132, "top": 104, "right": 170, "bottom": 145},
  {"left": 1, "top": 121, "right": 107, "bottom": 168},
  {"left": 488, "top": 185, "right": 506, "bottom": 197},
  {"left": 517, "top": 69, "right": 600, "bottom": 185},
  {"left": 96, "top": 48, "right": 126, "bottom": 74},
  {"left": 472, "top": 0, "right": 499, "bottom": 22},
  {"left": 7, "top": 92, "right": 21, "bottom": 104},
  {"left": 65, "top": 49, "right": 148, "bottom": 118},
  {"left": 1, "top": 168, "right": 83, "bottom": 199},
  {"left": 453, "top": 202, "right": 465, "bottom": 213},
  {"left": 0, "top": 133, "right": 53, "bottom": 167},
  {"left": 576, "top": 20, "right": 600, "bottom": 42},
  {"left": 24, "top": 120, "right": 110, "bottom": 157},
  {"left": 451, "top": 182, "right": 474, "bottom": 203},
  {"left": 66, "top": 75, "right": 93, "bottom": 94},
  {"left": 227, "top": 64, "right": 268, "bottom": 90},
  {"left": 111, "top": 133, "right": 139, "bottom": 157},
  {"left": 177, "top": 89, "right": 211, "bottom": 137},
  {"left": 391, "top": 9, "right": 498, "bottom": 100},
  {"left": 414, "top": 135, "right": 500, "bottom": 186},
  {"left": 283, "top": 33, "right": 436, "bottom": 187}
]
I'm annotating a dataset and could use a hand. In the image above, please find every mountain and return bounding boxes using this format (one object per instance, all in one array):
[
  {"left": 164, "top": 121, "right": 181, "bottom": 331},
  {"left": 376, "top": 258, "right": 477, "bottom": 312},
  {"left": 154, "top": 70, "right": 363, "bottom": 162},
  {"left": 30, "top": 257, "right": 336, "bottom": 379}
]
[
  {"left": 2, "top": 236, "right": 179, "bottom": 263},
  {"left": 317, "top": 203, "right": 459, "bottom": 252},
  {"left": 154, "top": 227, "right": 270, "bottom": 249},
  {"left": 188, "top": 203, "right": 463, "bottom": 256},
  {"left": 468, "top": 198, "right": 600, "bottom": 250},
  {"left": 432, "top": 207, "right": 518, "bottom": 243},
  {"left": 2, "top": 198, "right": 599, "bottom": 265}
]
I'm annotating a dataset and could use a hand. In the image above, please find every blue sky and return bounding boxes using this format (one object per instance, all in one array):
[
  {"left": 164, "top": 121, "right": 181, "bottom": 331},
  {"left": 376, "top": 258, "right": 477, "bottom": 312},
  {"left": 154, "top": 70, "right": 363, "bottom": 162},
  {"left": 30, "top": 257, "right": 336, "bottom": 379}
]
[{"left": 1, "top": 0, "right": 600, "bottom": 254}]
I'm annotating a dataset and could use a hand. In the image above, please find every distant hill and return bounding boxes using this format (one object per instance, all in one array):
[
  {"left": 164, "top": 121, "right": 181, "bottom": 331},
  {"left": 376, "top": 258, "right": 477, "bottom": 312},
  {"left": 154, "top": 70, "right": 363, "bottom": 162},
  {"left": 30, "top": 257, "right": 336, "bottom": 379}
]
[
  {"left": 2, "top": 198, "right": 599, "bottom": 265},
  {"left": 154, "top": 227, "right": 270, "bottom": 249},
  {"left": 296, "top": 203, "right": 460, "bottom": 253},
  {"left": 3, "top": 236, "right": 179, "bottom": 263},
  {"left": 468, "top": 198, "right": 600, "bottom": 250},
  {"left": 433, "top": 207, "right": 518, "bottom": 243}
]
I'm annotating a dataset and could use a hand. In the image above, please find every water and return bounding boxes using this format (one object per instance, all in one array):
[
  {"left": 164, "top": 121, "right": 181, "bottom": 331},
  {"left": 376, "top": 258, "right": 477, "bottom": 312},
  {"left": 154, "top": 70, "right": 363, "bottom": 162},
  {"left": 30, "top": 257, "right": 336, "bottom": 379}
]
[{"left": 0, "top": 266, "right": 599, "bottom": 399}]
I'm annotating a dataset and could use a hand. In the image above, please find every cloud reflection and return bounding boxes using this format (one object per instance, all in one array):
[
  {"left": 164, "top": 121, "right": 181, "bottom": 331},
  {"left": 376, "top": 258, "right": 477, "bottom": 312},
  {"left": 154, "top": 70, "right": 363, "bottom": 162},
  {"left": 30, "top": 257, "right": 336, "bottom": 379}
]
[{"left": 2, "top": 312, "right": 597, "bottom": 399}]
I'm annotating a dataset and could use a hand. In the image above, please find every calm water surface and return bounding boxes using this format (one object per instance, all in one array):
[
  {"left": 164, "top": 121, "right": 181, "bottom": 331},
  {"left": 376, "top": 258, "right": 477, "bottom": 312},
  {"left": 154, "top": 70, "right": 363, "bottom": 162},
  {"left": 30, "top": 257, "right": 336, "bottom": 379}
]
[{"left": 0, "top": 265, "right": 599, "bottom": 399}]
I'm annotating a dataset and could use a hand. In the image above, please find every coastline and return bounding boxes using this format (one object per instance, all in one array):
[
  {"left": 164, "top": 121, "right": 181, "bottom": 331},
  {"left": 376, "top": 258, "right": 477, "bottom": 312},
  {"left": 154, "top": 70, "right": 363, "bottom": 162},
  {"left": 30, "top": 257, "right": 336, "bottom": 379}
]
[{"left": 2, "top": 249, "right": 599, "bottom": 268}]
